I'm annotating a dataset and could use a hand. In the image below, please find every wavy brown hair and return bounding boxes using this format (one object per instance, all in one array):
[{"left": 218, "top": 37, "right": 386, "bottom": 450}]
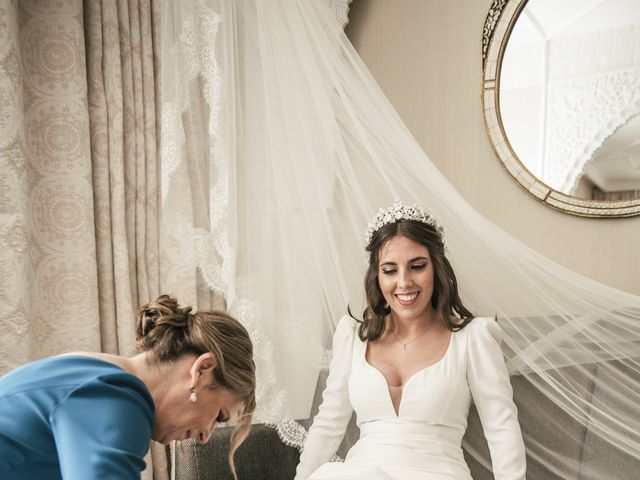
[
  {"left": 356, "top": 219, "right": 474, "bottom": 341},
  {"left": 136, "top": 295, "right": 256, "bottom": 480}
]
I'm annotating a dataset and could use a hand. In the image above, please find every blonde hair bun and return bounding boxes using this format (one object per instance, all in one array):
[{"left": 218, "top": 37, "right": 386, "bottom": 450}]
[{"left": 136, "top": 294, "right": 193, "bottom": 339}]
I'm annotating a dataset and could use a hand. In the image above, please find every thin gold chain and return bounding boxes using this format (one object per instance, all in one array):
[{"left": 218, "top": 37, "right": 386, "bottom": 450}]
[{"left": 392, "top": 320, "right": 435, "bottom": 351}]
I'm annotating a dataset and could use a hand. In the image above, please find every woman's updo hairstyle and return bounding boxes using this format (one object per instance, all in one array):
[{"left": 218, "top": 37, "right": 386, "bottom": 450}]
[
  {"left": 136, "top": 294, "right": 256, "bottom": 480},
  {"left": 136, "top": 295, "right": 198, "bottom": 361}
]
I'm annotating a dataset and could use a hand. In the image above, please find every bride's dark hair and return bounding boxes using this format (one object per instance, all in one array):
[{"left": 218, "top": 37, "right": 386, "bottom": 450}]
[{"left": 354, "top": 219, "right": 474, "bottom": 342}]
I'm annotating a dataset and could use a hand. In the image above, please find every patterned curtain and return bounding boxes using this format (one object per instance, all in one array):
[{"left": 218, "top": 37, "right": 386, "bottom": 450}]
[
  {"left": 0, "top": 0, "right": 166, "bottom": 477},
  {"left": 1, "top": 0, "right": 99, "bottom": 370}
]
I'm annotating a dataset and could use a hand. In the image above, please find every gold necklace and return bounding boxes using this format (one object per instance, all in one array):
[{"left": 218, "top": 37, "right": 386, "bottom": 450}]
[{"left": 392, "top": 321, "right": 435, "bottom": 351}]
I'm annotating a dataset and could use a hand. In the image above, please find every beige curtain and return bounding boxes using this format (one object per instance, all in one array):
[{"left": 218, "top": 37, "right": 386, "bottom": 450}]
[
  {"left": 0, "top": 0, "right": 101, "bottom": 371},
  {"left": 0, "top": 0, "right": 167, "bottom": 477},
  {"left": 84, "top": 0, "right": 161, "bottom": 356}
]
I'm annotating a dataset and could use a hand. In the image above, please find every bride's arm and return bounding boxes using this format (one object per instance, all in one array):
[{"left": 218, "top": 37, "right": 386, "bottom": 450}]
[
  {"left": 466, "top": 317, "right": 527, "bottom": 480},
  {"left": 295, "top": 316, "right": 357, "bottom": 480}
]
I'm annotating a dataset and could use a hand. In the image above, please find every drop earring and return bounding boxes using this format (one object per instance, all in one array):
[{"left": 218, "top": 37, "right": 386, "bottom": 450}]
[{"left": 189, "top": 386, "right": 197, "bottom": 402}]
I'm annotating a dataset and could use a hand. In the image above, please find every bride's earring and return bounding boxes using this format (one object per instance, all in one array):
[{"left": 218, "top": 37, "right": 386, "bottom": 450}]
[{"left": 189, "top": 386, "right": 197, "bottom": 402}]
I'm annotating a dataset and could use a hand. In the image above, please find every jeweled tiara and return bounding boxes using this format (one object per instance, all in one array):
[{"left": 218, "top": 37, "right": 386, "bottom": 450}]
[{"left": 364, "top": 200, "right": 445, "bottom": 245}]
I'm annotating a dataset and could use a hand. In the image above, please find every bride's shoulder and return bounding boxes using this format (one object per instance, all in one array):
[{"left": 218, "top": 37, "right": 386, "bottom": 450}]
[
  {"left": 329, "top": 315, "right": 361, "bottom": 350},
  {"left": 457, "top": 317, "right": 501, "bottom": 339},
  {"left": 331, "top": 315, "right": 362, "bottom": 344},
  {"left": 336, "top": 314, "right": 359, "bottom": 333}
]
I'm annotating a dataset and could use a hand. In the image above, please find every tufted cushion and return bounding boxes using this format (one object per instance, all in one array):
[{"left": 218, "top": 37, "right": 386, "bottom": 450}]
[{"left": 173, "top": 424, "right": 300, "bottom": 480}]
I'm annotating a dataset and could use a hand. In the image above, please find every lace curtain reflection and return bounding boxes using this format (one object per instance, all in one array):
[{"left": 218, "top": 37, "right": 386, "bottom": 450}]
[{"left": 593, "top": 188, "right": 640, "bottom": 201}]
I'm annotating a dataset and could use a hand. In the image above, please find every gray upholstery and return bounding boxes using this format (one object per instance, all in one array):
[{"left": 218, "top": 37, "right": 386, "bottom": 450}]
[
  {"left": 512, "top": 367, "right": 595, "bottom": 480},
  {"left": 579, "top": 362, "right": 640, "bottom": 480},
  {"left": 174, "top": 363, "right": 640, "bottom": 479},
  {"left": 174, "top": 425, "right": 300, "bottom": 480}
]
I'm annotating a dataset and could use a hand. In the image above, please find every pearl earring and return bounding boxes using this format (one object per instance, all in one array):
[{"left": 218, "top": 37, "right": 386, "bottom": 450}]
[{"left": 189, "top": 387, "right": 197, "bottom": 402}]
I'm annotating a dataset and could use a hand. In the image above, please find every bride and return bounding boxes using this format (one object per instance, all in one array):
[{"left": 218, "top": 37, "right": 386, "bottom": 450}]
[{"left": 295, "top": 201, "right": 526, "bottom": 480}]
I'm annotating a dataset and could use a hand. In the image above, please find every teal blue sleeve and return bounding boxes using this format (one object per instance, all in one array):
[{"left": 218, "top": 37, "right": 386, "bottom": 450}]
[{"left": 50, "top": 374, "right": 154, "bottom": 479}]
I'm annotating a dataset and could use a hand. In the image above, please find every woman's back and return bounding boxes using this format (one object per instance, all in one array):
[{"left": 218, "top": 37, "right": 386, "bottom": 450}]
[{"left": 0, "top": 355, "right": 154, "bottom": 479}]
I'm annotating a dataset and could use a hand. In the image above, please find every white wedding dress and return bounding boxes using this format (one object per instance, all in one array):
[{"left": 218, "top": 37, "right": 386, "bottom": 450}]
[{"left": 295, "top": 316, "right": 526, "bottom": 480}]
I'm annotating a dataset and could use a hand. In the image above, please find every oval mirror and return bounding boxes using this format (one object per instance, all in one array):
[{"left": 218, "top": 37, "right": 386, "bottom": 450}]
[{"left": 482, "top": 0, "right": 640, "bottom": 217}]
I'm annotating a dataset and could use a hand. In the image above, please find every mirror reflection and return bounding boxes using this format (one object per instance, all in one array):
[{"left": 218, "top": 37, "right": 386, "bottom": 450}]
[{"left": 499, "top": 0, "right": 640, "bottom": 200}]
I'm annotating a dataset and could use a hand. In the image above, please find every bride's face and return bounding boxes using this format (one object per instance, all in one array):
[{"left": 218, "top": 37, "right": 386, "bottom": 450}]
[{"left": 377, "top": 235, "right": 435, "bottom": 323}]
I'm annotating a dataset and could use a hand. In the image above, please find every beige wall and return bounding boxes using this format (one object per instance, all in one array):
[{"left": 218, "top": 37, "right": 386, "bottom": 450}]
[{"left": 345, "top": 0, "right": 640, "bottom": 295}]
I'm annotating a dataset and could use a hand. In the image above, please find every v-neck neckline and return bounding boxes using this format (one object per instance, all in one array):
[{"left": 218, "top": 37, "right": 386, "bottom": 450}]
[{"left": 362, "top": 331, "right": 454, "bottom": 417}]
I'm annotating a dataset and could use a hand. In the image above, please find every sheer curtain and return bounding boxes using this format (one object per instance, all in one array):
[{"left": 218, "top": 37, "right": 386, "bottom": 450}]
[{"left": 160, "top": 0, "right": 640, "bottom": 478}]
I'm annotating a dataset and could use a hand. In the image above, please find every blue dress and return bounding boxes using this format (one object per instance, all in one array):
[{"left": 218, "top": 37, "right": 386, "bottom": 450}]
[{"left": 0, "top": 356, "right": 155, "bottom": 479}]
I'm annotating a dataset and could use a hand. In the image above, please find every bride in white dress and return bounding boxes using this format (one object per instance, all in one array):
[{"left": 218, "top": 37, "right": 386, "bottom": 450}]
[{"left": 295, "top": 201, "right": 526, "bottom": 480}]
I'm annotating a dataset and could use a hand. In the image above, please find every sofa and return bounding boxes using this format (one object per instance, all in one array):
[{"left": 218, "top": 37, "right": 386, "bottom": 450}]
[{"left": 173, "top": 364, "right": 639, "bottom": 479}]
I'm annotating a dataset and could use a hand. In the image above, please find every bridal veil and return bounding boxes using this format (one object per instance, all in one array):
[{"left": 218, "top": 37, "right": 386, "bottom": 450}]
[{"left": 159, "top": 1, "right": 640, "bottom": 477}]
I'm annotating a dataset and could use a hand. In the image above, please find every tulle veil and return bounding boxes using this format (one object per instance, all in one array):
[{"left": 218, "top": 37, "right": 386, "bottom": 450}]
[{"left": 159, "top": 1, "right": 640, "bottom": 477}]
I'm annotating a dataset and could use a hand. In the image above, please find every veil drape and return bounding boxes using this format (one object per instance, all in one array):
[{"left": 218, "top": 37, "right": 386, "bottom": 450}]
[{"left": 160, "top": 0, "right": 640, "bottom": 477}]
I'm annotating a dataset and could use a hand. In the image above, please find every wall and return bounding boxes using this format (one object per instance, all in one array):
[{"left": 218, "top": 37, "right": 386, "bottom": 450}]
[{"left": 345, "top": 0, "right": 640, "bottom": 295}]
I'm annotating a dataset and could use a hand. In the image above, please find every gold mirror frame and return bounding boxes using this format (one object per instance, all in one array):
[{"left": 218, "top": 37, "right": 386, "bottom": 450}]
[{"left": 481, "top": 0, "right": 640, "bottom": 218}]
